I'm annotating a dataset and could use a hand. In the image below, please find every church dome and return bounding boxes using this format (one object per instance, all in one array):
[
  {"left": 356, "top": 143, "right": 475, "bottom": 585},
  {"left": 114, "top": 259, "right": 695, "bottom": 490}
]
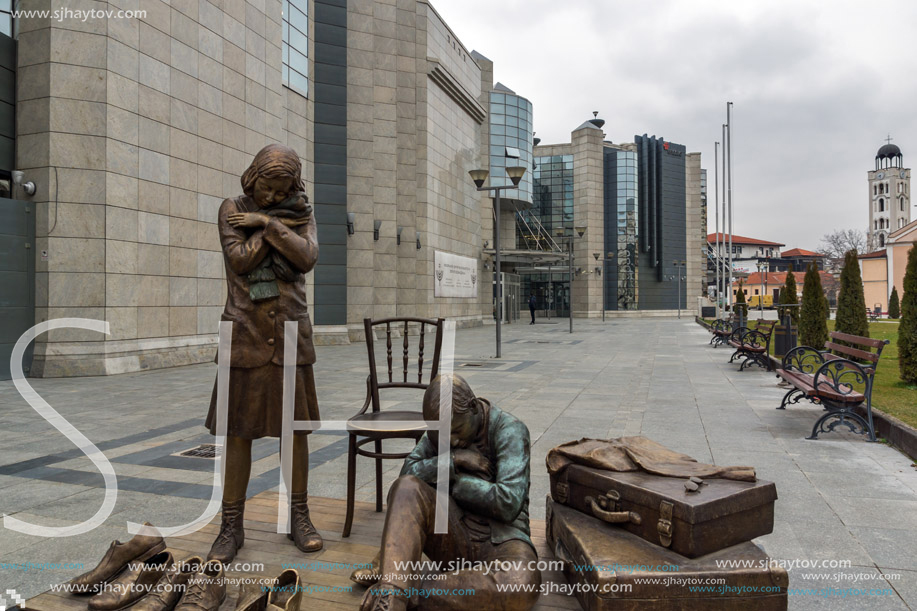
[{"left": 877, "top": 143, "right": 902, "bottom": 159}]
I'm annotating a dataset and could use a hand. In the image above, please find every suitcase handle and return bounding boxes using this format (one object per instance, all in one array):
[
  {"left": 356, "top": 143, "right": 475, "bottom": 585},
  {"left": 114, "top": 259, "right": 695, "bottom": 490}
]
[{"left": 587, "top": 495, "right": 643, "bottom": 525}]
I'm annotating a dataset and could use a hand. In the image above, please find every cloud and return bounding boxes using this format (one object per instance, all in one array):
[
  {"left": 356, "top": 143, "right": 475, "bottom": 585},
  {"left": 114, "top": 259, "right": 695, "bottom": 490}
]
[{"left": 432, "top": 0, "right": 917, "bottom": 248}]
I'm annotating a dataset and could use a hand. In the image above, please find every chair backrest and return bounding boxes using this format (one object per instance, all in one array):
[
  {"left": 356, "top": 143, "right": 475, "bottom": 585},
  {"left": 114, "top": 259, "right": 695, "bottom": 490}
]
[
  {"left": 363, "top": 317, "right": 445, "bottom": 413},
  {"left": 825, "top": 331, "right": 888, "bottom": 367}
]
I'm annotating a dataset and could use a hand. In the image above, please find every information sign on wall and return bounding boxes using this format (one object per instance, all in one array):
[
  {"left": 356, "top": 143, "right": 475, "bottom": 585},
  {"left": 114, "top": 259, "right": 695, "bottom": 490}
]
[{"left": 434, "top": 251, "right": 478, "bottom": 298}]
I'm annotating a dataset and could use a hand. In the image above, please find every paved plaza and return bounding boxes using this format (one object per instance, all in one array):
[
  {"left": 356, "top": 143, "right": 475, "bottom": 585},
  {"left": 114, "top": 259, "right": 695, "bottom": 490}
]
[{"left": 1, "top": 317, "right": 916, "bottom": 609}]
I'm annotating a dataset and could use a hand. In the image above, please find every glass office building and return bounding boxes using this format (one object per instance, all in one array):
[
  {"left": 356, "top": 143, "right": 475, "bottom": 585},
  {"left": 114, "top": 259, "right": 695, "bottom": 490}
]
[
  {"left": 603, "top": 149, "right": 639, "bottom": 310},
  {"left": 488, "top": 88, "right": 533, "bottom": 201},
  {"left": 519, "top": 154, "right": 574, "bottom": 315}
]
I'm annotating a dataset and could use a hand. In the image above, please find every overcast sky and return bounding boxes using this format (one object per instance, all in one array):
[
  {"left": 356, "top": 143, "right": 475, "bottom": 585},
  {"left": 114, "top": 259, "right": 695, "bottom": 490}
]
[{"left": 433, "top": 0, "right": 917, "bottom": 252}]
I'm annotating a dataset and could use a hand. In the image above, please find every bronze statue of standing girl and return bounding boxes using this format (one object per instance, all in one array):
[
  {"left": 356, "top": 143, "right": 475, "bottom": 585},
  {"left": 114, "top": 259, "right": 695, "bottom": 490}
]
[{"left": 205, "top": 144, "right": 322, "bottom": 562}]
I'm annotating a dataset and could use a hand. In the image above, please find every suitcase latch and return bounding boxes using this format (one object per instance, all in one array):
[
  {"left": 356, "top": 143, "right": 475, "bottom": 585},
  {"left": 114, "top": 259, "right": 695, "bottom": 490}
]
[
  {"left": 587, "top": 490, "right": 642, "bottom": 525},
  {"left": 657, "top": 500, "right": 674, "bottom": 547}
]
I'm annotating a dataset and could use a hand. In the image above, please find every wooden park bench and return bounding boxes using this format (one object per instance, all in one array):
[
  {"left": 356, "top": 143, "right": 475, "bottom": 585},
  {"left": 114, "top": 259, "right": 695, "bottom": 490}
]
[
  {"left": 709, "top": 314, "right": 737, "bottom": 347},
  {"left": 775, "top": 331, "right": 890, "bottom": 441},
  {"left": 727, "top": 319, "right": 777, "bottom": 371}
]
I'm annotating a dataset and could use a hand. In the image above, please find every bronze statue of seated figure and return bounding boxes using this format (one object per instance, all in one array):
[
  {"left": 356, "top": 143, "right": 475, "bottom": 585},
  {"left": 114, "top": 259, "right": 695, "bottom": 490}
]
[{"left": 354, "top": 374, "right": 541, "bottom": 611}]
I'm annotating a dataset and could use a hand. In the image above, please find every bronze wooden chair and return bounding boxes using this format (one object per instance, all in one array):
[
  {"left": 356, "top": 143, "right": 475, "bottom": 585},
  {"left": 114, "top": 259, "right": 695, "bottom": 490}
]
[{"left": 342, "top": 316, "right": 445, "bottom": 537}]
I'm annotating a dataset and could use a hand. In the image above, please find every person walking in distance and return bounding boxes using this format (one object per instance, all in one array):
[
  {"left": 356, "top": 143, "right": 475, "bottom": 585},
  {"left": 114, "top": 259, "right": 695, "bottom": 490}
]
[{"left": 528, "top": 292, "right": 537, "bottom": 325}]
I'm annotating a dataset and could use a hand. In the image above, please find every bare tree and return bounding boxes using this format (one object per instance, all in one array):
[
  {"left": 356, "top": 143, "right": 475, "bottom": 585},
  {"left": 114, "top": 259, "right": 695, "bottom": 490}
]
[{"left": 819, "top": 229, "right": 868, "bottom": 271}]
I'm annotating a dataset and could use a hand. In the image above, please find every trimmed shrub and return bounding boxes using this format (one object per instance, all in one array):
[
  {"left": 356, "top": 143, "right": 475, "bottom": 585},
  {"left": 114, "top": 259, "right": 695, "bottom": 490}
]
[
  {"left": 835, "top": 249, "right": 868, "bottom": 339},
  {"left": 734, "top": 279, "right": 748, "bottom": 319},
  {"left": 800, "top": 261, "right": 829, "bottom": 348},
  {"left": 779, "top": 270, "right": 799, "bottom": 325},
  {"left": 900, "top": 247, "right": 917, "bottom": 384},
  {"left": 888, "top": 286, "right": 900, "bottom": 319}
]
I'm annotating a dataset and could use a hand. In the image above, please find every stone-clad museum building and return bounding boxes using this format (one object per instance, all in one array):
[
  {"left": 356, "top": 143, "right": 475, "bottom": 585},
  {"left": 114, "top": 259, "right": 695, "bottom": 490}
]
[{"left": 1, "top": 0, "right": 703, "bottom": 378}]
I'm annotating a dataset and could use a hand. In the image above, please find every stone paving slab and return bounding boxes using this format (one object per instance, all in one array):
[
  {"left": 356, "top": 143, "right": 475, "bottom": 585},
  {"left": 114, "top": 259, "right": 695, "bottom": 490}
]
[{"left": 0, "top": 318, "right": 915, "bottom": 609}]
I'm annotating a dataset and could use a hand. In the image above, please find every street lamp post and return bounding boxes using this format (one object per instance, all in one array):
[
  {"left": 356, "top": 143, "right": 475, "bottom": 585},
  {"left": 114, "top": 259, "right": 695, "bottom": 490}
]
[
  {"left": 756, "top": 261, "right": 767, "bottom": 316},
  {"left": 673, "top": 260, "right": 686, "bottom": 318},
  {"left": 555, "top": 226, "right": 586, "bottom": 333},
  {"left": 469, "top": 166, "right": 527, "bottom": 359},
  {"left": 594, "top": 252, "right": 607, "bottom": 322}
]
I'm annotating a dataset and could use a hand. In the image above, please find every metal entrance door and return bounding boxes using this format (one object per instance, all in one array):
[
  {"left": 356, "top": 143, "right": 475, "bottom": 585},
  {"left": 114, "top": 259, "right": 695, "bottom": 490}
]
[{"left": 0, "top": 198, "right": 35, "bottom": 379}]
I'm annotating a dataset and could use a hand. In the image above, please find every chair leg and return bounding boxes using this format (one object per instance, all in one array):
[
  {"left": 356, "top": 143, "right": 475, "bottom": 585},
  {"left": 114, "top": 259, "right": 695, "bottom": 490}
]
[
  {"left": 374, "top": 439, "right": 383, "bottom": 513},
  {"left": 343, "top": 434, "right": 357, "bottom": 538}
]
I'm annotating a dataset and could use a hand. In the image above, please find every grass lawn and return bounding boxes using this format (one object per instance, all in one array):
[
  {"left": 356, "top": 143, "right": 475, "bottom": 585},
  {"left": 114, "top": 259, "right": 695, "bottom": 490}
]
[
  {"left": 826, "top": 320, "right": 917, "bottom": 430},
  {"left": 702, "top": 316, "right": 917, "bottom": 430}
]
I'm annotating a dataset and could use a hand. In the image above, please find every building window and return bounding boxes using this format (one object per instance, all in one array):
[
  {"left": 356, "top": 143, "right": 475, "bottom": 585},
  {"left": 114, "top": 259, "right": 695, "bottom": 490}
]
[
  {"left": 282, "top": 0, "right": 308, "bottom": 96},
  {"left": 879, "top": 198, "right": 884, "bottom": 212},
  {"left": 0, "top": 0, "right": 11, "bottom": 38}
]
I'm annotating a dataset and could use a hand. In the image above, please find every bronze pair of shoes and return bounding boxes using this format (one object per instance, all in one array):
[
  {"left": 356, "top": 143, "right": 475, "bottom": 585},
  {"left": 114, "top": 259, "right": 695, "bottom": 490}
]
[
  {"left": 236, "top": 569, "right": 301, "bottom": 611},
  {"left": 69, "top": 522, "right": 166, "bottom": 595},
  {"left": 88, "top": 553, "right": 207, "bottom": 611}
]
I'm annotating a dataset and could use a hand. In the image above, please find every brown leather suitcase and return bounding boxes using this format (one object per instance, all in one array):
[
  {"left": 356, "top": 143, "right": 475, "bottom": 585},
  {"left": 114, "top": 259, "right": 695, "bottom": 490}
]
[
  {"left": 550, "top": 465, "right": 777, "bottom": 557},
  {"left": 546, "top": 496, "right": 788, "bottom": 611}
]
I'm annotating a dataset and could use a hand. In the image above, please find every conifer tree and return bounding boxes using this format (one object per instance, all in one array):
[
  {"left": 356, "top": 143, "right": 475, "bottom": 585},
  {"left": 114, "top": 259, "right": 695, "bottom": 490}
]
[
  {"left": 888, "top": 286, "right": 900, "bottom": 319},
  {"left": 734, "top": 279, "right": 748, "bottom": 319},
  {"left": 899, "top": 247, "right": 917, "bottom": 384},
  {"left": 835, "top": 249, "right": 869, "bottom": 339},
  {"left": 799, "top": 261, "right": 828, "bottom": 348},
  {"left": 779, "top": 270, "right": 799, "bottom": 325}
]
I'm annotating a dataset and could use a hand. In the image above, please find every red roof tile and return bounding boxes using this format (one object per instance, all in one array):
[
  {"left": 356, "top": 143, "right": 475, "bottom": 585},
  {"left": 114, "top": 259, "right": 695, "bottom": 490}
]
[
  {"left": 781, "top": 248, "right": 824, "bottom": 258},
  {"left": 858, "top": 250, "right": 887, "bottom": 259},
  {"left": 706, "top": 233, "right": 785, "bottom": 247}
]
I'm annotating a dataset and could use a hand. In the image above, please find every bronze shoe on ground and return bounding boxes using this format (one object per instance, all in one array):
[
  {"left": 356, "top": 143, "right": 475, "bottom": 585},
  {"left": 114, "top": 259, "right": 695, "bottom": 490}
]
[
  {"left": 132, "top": 556, "right": 203, "bottom": 611},
  {"left": 69, "top": 522, "right": 166, "bottom": 595},
  {"left": 207, "top": 498, "right": 245, "bottom": 564},
  {"left": 350, "top": 553, "right": 381, "bottom": 587},
  {"left": 174, "top": 560, "right": 226, "bottom": 611},
  {"left": 287, "top": 492, "right": 322, "bottom": 552},
  {"left": 266, "top": 569, "right": 302, "bottom": 611},
  {"left": 234, "top": 575, "right": 277, "bottom": 611},
  {"left": 359, "top": 582, "right": 409, "bottom": 611},
  {"left": 87, "top": 551, "right": 173, "bottom": 611}
]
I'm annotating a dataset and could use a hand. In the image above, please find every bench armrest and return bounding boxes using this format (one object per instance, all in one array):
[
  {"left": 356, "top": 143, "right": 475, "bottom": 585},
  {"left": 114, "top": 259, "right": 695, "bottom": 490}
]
[
  {"left": 813, "top": 358, "right": 871, "bottom": 400},
  {"left": 781, "top": 345, "right": 825, "bottom": 374},
  {"left": 741, "top": 329, "right": 770, "bottom": 351}
]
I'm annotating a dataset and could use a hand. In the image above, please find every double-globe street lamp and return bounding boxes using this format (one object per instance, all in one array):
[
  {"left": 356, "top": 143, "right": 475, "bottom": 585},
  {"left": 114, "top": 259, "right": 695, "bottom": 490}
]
[
  {"left": 469, "top": 165, "right": 527, "bottom": 358},
  {"left": 554, "top": 226, "right": 586, "bottom": 333}
]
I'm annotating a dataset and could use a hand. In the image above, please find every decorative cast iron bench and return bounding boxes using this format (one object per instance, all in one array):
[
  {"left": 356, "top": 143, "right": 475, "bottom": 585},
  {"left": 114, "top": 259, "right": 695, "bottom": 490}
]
[
  {"left": 727, "top": 319, "right": 777, "bottom": 371},
  {"left": 775, "top": 331, "right": 889, "bottom": 441},
  {"left": 709, "top": 315, "right": 737, "bottom": 347}
]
